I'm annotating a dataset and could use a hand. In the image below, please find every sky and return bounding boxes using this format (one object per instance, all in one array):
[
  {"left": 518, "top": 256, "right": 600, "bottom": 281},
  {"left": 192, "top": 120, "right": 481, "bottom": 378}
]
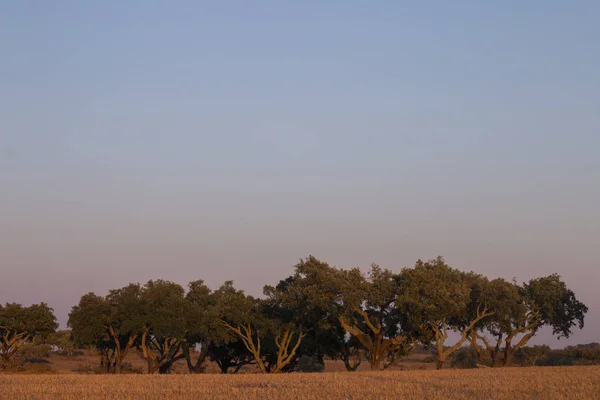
[{"left": 1, "top": 1, "right": 599, "bottom": 348}]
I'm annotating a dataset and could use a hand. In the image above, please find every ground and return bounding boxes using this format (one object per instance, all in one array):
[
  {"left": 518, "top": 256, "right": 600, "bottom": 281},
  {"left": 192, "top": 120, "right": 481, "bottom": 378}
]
[
  {"left": 20, "top": 350, "right": 437, "bottom": 374},
  {"left": 2, "top": 366, "right": 599, "bottom": 399}
]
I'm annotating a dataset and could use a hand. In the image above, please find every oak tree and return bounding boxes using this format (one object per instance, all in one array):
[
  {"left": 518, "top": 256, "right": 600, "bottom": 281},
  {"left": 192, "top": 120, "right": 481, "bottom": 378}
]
[
  {"left": 399, "top": 257, "right": 493, "bottom": 369},
  {"left": 0, "top": 302, "right": 57, "bottom": 368}
]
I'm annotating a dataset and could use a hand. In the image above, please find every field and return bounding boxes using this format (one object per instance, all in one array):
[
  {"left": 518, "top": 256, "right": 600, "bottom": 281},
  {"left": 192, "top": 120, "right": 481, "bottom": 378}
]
[{"left": 2, "top": 366, "right": 599, "bottom": 400}]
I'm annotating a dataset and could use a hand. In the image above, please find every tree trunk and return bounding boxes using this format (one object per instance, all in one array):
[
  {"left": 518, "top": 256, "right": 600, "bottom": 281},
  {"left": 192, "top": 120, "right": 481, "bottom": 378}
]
[
  {"left": 490, "top": 350, "right": 497, "bottom": 367},
  {"left": 146, "top": 358, "right": 159, "bottom": 374},
  {"left": 233, "top": 364, "right": 244, "bottom": 373},
  {"left": 343, "top": 358, "right": 361, "bottom": 371},
  {"left": 217, "top": 360, "right": 230, "bottom": 374},
  {"left": 370, "top": 358, "right": 381, "bottom": 371},
  {"left": 343, "top": 347, "right": 361, "bottom": 372},
  {"left": 158, "top": 363, "right": 172, "bottom": 374},
  {"left": 436, "top": 359, "right": 445, "bottom": 370},
  {"left": 183, "top": 341, "right": 209, "bottom": 374},
  {"left": 99, "top": 349, "right": 116, "bottom": 374},
  {"left": 502, "top": 338, "right": 512, "bottom": 367},
  {"left": 114, "top": 356, "right": 122, "bottom": 374}
]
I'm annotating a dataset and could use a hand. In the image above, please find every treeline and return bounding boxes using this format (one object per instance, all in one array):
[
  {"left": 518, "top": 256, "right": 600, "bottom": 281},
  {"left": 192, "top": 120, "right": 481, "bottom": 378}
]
[
  {"left": 0, "top": 256, "right": 589, "bottom": 374},
  {"left": 451, "top": 343, "right": 600, "bottom": 369},
  {"left": 518, "top": 343, "right": 600, "bottom": 367}
]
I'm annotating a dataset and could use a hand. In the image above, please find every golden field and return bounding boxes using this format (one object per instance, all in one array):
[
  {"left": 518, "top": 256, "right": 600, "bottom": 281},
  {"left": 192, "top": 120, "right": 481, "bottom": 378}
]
[{"left": 1, "top": 366, "right": 599, "bottom": 400}]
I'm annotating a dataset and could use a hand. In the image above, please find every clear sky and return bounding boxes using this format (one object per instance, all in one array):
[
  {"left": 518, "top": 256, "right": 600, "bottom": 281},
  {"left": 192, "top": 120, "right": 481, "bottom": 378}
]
[{"left": 1, "top": 1, "right": 598, "bottom": 347}]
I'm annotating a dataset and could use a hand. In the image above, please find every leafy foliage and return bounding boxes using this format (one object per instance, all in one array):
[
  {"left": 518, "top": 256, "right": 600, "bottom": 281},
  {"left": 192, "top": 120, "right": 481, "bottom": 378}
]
[
  {"left": 0, "top": 302, "right": 58, "bottom": 368},
  {"left": 58, "top": 255, "right": 588, "bottom": 374}
]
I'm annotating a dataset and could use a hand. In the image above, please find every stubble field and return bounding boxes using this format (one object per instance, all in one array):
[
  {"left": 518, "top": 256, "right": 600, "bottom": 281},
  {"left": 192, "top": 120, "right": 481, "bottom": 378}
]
[{"left": 1, "top": 366, "right": 599, "bottom": 400}]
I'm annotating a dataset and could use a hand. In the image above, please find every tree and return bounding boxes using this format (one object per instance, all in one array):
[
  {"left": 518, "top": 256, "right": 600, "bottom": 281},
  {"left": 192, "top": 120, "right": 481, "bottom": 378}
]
[
  {"left": 466, "top": 278, "right": 525, "bottom": 367},
  {"left": 0, "top": 302, "right": 58, "bottom": 367},
  {"left": 398, "top": 257, "right": 493, "bottom": 369},
  {"left": 218, "top": 279, "right": 306, "bottom": 374},
  {"left": 139, "top": 280, "right": 187, "bottom": 374},
  {"left": 206, "top": 281, "right": 256, "bottom": 374},
  {"left": 262, "top": 256, "right": 343, "bottom": 369},
  {"left": 208, "top": 338, "right": 254, "bottom": 374},
  {"left": 68, "top": 286, "right": 145, "bottom": 374},
  {"left": 181, "top": 279, "right": 216, "bottom": 374},
  {"left": 261, "top": 256, "right": 393, "bottom": 372},
  {"left": 105, "top": 284, "right": 145, "bottom": 373},
  {"left": 514, "top": 345, "right": 550, "bottom": 366},
  {"left": 467, "top": 274, "right": 587, "bottom": 367},
  {"left": 341, "top": 335, "right": 364, "bottom": 371},
  {"left": 501, "top": 274, "right": 587, "bottom": 366},
  {"left": 48, "top": 330, "right": 75, "bottom": 357},
  {"left": 337, "top": 264, "right": 414, "bottom": 371},
  {"left": 68, "top": 293, "right": 115, "bottom": 372},
  {"left": 223, "top": 318, "right": 306, "bottom": 374}
]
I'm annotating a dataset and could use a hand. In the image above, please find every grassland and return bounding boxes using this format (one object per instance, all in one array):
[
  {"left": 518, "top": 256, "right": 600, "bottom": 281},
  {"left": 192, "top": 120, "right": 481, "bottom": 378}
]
[{"left": 2, "top": 366, "right": 599, "bottom": 400}]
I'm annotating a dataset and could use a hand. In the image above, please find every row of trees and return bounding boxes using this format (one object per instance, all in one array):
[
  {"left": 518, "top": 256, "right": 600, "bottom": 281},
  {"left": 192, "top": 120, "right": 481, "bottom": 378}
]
[
  {"left": 451, "top": 343, "right": 600, "bottom": 368},
  {"left": 1, "top": 256, "right": 589, "bottom": 373}
]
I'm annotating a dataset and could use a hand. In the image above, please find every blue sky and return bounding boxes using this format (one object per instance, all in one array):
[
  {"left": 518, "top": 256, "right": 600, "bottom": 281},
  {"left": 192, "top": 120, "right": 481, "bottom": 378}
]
[{"left": 1, "top": 1, "right": 599, "bottom": 346}]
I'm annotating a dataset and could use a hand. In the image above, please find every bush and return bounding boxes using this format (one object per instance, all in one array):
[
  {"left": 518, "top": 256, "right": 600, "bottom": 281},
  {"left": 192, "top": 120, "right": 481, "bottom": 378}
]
[
  {"left": 9, "top": 363, "right": 57, "bottom": 374},
  {"left": 514, "top": 345, "right": 550, "bottom": 367},
  {"left": 450, "top": 347, "right": 479, "bottom": 369},
  {"left": 55, "top": 349, "right": 84, "bottom": 357},
  {"left": 535, "top": 345, "right": 600, "bottom": 367},
  {"left": 296, "top": 355, "right": 325, "bottom": 372},
  {"left": 24, "top": 357, "right": 51, "bottom": 364},
  {"left": 74, "top": 361, "right": 101, "bottom": 374},
  {"left": 537, "top": 351, "right": 575, "bottom": 366},
  {"left": 121, "top": 362, "right": 144, "bottom": 374},
  {"left": 18, "top": 343, "right": 53, "bottom": 359}
]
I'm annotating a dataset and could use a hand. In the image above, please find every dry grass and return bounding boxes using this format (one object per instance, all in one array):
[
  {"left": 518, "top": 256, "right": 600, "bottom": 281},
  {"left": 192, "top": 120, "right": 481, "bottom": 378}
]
[{"left": 1, "top": 366, "right": 599, "bottom": 399}]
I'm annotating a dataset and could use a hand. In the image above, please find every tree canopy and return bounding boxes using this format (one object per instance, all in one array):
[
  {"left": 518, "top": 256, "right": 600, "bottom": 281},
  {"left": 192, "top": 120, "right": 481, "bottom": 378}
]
[
  {"left": 56, "top": 255, "right": 590, "bottom": 374},
  {"left": 0, "top": 302, "right": 58, "bottom": 367}
]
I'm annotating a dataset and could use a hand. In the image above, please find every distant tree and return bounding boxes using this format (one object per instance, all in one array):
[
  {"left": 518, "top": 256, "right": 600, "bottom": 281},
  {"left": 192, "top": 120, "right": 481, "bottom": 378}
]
[
  {"left": 398, "top": 257, "right": 493, "bottom": 369},
  {"left": 562, "top": 344, "right": 600, "bottom": 366},
  {"left": 450, "top": 346, "right": 479, "bottom": 369},
  {"left": 48, "top": 330, "right": 75, "bottom": 357},
  {"left": 514, "top": 345, "right": 550, "bottom": 366},
  {"left": 565, "top": 343, "right": 600, "bottom": 350},
  {"left": 0, "top": 302, "right": 58, "bottom": 367}
]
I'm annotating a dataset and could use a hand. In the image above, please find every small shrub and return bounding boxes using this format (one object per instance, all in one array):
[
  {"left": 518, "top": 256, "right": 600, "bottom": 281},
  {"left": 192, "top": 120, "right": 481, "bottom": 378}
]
[
  {"left": 16, "top": 364, "right": 57, "bottom": 374},
  {"left": 296, "top": 355, "right": 325, "bottom": 373},
  {"left": 450, "top": 347, "right": 478, "bottom": 369},
  {"left": 74, "top": 361, "right": 99, "bottom": 374},
  {"left": 24, "top": 357, "right": 51, "bottom": 364},
  {"left": 121, "top": 362, "right": 144, "bottom": 374}
]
